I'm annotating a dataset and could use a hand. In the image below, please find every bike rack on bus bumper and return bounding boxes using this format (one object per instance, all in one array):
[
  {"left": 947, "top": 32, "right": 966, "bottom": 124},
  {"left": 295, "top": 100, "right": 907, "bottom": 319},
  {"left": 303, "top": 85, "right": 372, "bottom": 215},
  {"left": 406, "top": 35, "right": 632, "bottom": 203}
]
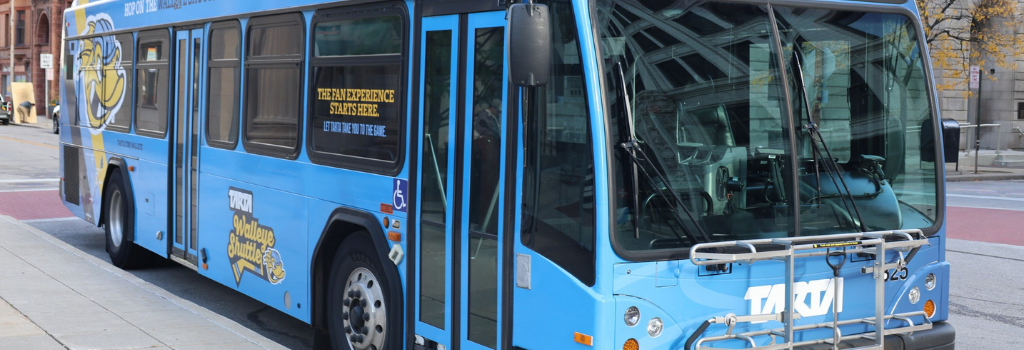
[{"left": 686, "top": 229, "right": 932, "bottom": 350}]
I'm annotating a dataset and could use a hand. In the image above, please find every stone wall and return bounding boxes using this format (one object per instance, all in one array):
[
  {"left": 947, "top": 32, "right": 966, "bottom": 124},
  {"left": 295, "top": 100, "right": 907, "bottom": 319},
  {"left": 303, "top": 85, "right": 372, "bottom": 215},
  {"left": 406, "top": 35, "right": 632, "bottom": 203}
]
[{"left": 925, "top": 0, "right": 1024, "bottom": 150}]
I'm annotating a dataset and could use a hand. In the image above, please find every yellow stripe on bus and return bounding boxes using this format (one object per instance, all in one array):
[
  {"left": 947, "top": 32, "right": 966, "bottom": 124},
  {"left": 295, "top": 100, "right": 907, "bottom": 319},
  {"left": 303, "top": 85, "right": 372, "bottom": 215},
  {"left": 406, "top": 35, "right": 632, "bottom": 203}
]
[{"left": 74, "top": 1, "right": 109, "bottom": 192}]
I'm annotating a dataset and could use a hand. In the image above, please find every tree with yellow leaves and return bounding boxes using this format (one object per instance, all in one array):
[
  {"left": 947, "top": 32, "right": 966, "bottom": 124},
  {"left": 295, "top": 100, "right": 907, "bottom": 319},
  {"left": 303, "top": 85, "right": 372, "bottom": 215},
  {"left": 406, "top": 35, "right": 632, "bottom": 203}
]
[{"left": 917, "top": 0, "right": 1023, "bottom": 92}]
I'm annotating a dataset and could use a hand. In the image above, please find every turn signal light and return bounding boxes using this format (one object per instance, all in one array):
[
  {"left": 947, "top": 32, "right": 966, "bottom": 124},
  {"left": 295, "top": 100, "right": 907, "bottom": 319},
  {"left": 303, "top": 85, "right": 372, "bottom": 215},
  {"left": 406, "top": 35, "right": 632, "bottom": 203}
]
[
  {"left": 573, "top": 332, "right": 593, "bottom": 346},
  {"left": 924, "top": 300, "right": 936, "bottom": 318},
  {"left": 623, "top": 338, "right": 639, "bottom": 350}
]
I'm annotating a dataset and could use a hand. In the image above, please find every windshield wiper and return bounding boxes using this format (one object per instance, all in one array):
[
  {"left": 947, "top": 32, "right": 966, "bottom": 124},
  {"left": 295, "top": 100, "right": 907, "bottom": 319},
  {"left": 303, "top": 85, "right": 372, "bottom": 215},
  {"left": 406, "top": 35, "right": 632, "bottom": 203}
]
[
  {"left": 613, "top": 62, "right": 713, "bottom": 245},
  {"left": 790, "top": 44, "right": 867, "bottom": 232}
]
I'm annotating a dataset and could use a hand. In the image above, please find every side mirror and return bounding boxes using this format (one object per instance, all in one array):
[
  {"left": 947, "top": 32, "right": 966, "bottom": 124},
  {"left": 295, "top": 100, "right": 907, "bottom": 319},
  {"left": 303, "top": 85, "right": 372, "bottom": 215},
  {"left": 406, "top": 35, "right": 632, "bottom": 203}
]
[{"left": 507, "top": 3, "right": 550, "bottom": 87}]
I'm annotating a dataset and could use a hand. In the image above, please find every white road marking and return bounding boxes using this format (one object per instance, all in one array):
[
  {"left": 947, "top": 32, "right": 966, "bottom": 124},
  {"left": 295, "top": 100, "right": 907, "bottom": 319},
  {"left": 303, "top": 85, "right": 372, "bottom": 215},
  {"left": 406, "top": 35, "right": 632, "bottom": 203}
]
[
  {"left": 0, "top": 188, "right": 60, "bottom": 192},
  {"left": 0, "top": 178, "right": 60, "bottom": 183},
  {"left": 947, "top": 193, "right": 1024, "bottom": 202},
  {"left": 21, "top": 217, "right": 82, "bottom": 223}
]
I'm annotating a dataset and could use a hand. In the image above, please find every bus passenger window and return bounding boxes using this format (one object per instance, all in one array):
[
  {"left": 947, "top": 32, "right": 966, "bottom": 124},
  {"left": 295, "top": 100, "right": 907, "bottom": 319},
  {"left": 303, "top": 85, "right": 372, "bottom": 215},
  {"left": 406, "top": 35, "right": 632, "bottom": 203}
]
[
  {"left": 243, "top": 14, "right": 304, "bottom": 158},
  {"left": 64, "top": 40, "right": 79, "bottom": 125},
  {"left": 135, "top": 30, "right": 169, "bottom": 138},
  {"left": 75, "top": 32, "right": 134, "bottom": 131},
  {"left": 308, "top": 10, "right": 406, "bottom": 173},
  {"left": 107, "top": 33, "right": 134, "bottom": 130},
  {"left": 206, "top": 20, "right": 241, "bottom": 149}
]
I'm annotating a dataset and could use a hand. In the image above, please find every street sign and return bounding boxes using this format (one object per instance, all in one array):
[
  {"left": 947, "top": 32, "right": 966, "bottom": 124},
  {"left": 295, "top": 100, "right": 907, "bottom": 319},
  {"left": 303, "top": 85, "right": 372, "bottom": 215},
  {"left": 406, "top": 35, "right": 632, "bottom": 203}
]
[
  {"left": 969, "top": 65, "right": 980, "bottom": 89},
  {"left": 46, "top": 68, "right": 53, "bottom": 81},
  {"left": 40, "top": 54, "right": 53, "bottom": 69}
]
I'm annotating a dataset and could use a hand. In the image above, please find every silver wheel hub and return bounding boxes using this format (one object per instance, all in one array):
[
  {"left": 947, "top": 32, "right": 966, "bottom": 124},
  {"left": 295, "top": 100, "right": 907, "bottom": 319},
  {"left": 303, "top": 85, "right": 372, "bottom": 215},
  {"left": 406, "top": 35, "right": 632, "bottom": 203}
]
[
  {"left": 341, "top": 267, "right": 386, "bottom": 350},
  {"left": 109, "top": 189, "right": 124, "bottom": 248}
]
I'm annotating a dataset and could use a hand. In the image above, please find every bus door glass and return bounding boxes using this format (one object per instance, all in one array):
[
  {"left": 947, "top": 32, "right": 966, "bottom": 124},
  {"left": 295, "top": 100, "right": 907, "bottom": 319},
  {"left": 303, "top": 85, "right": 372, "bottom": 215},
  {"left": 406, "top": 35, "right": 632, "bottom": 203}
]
[
  {"left": 171, "top": 27, "right": 204, "bottom": 264},
  {"left": 415, "top": 11, "right": 509, "bottom": 350}
]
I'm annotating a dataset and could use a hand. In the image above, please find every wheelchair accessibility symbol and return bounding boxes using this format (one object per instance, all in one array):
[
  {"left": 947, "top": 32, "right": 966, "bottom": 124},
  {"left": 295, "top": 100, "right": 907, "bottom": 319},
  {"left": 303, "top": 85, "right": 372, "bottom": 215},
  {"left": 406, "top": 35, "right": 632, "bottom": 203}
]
[{"left": 393, "top": 179, "right": 408, "bottom": 213}]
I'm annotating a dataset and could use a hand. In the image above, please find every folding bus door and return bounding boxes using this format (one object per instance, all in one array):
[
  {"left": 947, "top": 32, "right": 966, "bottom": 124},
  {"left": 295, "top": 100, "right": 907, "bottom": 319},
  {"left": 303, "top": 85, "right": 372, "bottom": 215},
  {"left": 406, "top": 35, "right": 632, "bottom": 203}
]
[
  {"left": 170, "top": 27, "right": 205, "bottom": 265},
  {"left": 414, "top": 10, "right": 510, "bottom": 350}
]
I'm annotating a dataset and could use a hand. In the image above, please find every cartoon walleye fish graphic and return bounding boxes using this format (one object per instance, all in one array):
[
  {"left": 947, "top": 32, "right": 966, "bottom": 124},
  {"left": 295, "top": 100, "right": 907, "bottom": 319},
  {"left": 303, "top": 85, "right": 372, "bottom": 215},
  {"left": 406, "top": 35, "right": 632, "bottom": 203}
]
[
  {"left": 264, "top": 248, "right": 286, "bottom": 285},
  {"left": 77, "top": 14, "right": 127, "bottom": 131}
]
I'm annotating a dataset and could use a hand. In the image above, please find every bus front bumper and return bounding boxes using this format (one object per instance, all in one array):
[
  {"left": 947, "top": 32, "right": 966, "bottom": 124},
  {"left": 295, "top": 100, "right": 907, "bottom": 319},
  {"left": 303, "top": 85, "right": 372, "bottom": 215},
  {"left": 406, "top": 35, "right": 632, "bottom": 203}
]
[{"left": 793, "top": 321, "right": 954, "bottom": 350}]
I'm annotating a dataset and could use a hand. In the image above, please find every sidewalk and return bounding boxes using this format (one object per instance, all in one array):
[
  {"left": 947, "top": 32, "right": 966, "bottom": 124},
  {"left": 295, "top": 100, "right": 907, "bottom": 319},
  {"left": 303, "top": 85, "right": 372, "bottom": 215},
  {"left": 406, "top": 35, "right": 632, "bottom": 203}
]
[
  {"left": 945, "top": 164, "right": 1024, "bottom": 182},
  {"left": 945, "top": 149, "right": 1024, "bottom": 182},
  {"left": 4, "top": 114, "right": 51, "bottom": 128},
  {"left": 0, "top": 215, "right": 289, "bottom": 350}
]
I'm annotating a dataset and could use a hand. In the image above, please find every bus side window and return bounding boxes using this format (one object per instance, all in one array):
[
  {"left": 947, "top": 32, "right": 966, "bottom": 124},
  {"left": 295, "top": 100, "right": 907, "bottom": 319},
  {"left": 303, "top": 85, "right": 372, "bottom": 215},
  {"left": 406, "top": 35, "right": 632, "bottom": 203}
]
[
  {"left": 206, "top": 20, "right": 241, "bottom": 149},
  {"left": 106, "top": 33, "right": 134, "bottom": 132},
  {"left": 135, "top": 29, "right": 170, "bottom": 138},
  {"left": 64, "top": 39, "right": 78, "bottom": 125},
  {"left": 520, "top": 0, "right": 595, "bottom": 287},
  {"left": 307, "top": 7, "right": 407, "bottom": 174},
  {"left": 243, "top": 13, "right": 305, "bottom": 159}
]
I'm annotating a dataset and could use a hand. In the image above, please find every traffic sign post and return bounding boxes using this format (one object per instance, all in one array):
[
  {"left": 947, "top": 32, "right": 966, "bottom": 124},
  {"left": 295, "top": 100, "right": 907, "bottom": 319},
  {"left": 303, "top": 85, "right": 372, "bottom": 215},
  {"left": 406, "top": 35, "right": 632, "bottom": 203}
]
[
  {"left": 40, "top": 54, "right": 53, "bottom": 69},
  {"left": 40, "top": 54, "right": 54, "bottom": 119},
  {"left": 969, "top": 65, "right": 979, "bottom": 89}
]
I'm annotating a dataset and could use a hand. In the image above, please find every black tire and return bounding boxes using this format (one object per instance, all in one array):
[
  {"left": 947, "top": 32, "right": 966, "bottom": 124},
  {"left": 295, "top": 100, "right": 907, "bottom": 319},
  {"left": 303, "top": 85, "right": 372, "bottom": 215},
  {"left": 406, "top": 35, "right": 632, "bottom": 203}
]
[
  {"left": 1, "top": 118, "right": 8, "bottom": 125},
  {"left": 52, "top": 116, "right": 59, "bottom": 134},
  {"left": 327, "top": 234, "right": 398, "bottom": 350},
  {"left": 104, "top": 171, "right": 147, "bottom": 269}
]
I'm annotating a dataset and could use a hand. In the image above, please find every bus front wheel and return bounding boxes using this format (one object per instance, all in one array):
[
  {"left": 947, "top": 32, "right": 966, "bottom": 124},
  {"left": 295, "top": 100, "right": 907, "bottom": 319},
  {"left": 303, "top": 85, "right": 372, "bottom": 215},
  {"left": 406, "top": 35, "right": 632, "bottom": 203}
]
[
  {"left": 327, "top": 234, "right": 392, "bottom": 350},
  {"left": 104, "top": 171, "right": 146, "bottom": 269}
]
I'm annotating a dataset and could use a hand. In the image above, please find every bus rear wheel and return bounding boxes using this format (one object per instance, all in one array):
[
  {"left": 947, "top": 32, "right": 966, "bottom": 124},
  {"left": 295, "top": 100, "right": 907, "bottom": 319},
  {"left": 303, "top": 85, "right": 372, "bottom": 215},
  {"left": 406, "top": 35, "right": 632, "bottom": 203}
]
[
  {"left": 104, "top": 172, "right": 146, "bottom": 269},
  {"left": 327, "top": 234, "right": 392, "bottom": 350}
]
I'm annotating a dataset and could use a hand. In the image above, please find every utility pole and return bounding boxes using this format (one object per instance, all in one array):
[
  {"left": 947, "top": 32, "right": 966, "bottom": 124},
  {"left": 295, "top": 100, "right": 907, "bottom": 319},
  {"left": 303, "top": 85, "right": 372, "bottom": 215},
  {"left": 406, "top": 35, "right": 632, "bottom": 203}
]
[
  {"left": 9, "top": 0, "right": 14, "bottom": 104},
  {"left": 974, "top": 69, "right": 983, "bottom": 174}
]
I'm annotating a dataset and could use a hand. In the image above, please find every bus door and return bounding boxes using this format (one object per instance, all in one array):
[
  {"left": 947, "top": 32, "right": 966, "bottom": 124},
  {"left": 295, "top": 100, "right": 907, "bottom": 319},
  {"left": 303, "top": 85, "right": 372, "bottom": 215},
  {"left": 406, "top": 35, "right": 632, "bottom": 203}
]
[
  {"left": 414, "top": 11, "right": 509, "bottom": 350},
  {"left": 170, "top": 27, "right": 204, "bottom": 265}
]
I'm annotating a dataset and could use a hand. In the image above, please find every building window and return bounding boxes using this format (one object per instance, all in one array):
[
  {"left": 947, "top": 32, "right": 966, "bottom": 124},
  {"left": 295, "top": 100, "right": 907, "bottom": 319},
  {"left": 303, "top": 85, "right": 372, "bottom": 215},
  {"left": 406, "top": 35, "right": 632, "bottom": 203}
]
[
  {"left": 1018, "top": 102, "right": 1024, "bottom": 120},
  {"left": 243, "top": 13, "right": 305, "bottom": 158},
  {"left": 3, "top": 14, "right": 9, "bottom": 47},
  {"left": 15, "top": 11, "right": 24, "bottom": 46},
  {"left": 206, "top": 20, "right": 241, "bottom": 149},
  {"left": 308, "top": 6, "right": 407, "bottom": 173},
  {"left": 37, "top": 15, "right": 49, "bottom": 45}
]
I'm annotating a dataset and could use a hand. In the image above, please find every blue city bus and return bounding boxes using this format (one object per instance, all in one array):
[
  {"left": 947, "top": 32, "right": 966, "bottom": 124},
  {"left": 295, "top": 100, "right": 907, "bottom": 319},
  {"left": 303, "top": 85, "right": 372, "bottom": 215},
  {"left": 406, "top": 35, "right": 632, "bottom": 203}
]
[{"left": 58, "top": 0, "right": 956, "bottom": 348}]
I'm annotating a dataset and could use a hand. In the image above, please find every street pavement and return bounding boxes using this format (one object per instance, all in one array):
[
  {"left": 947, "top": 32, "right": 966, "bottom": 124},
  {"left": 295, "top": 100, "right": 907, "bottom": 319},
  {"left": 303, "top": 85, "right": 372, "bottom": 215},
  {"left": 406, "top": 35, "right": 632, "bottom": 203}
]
[
  {"left": 0, "top": 119, "right": 292, "bottom": 349},
  {"left": 1, "top": 117, "right": 1022, "bottom": 349}
]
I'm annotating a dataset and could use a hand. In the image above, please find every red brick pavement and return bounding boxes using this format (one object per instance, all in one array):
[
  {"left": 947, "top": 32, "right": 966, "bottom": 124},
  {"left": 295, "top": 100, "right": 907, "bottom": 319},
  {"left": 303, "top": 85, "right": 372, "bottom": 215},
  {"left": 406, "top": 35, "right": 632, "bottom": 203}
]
[
  {"left": 0, "top": 190, "right": 75, "bottom": 221},
  {"left": 947, "top": 206, "right": 1024, "bottom": 246},
  {"left": 0, "top": 190, "right": 1019, "bottom": 246}
]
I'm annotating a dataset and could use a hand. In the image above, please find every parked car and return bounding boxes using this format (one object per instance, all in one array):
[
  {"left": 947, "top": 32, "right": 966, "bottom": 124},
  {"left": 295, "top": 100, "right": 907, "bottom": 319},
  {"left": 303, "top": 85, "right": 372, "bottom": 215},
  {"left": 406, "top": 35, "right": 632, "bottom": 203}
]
[
  {"left": 52, "top": 105, "right": 60, "bottom": 134},
  {"left": 0, "top": 95, "right": 11, "bottom": 125}
]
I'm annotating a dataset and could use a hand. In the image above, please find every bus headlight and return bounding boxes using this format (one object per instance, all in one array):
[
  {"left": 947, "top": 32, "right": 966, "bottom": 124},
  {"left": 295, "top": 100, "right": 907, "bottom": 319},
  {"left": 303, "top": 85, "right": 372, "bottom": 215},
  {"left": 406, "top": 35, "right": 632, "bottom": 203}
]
[
  {"left": 647, "top": 317, "right": 663, "bottom": 337},
  {"left": 908, "top": 286, "right": 921, "bottom": 304},
  {"left": 925, "top": 273, "right": 936, "bottom": 290},
  {"left": 624, "top": 306, "right": 640, "bottom": 327}
]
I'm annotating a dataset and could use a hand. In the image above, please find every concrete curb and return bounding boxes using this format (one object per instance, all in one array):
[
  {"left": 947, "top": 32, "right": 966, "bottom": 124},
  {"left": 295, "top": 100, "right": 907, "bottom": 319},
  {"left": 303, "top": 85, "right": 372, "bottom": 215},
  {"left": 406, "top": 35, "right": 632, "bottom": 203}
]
[
  {"left": 946, "top": 174, "right": 1024, "bottom": 182},
  {"left": 3, "top": 117, "right": 51, "bottom": 129},
  {"left": 945, "top": 166, "right": 1024, "bottom": 182}
]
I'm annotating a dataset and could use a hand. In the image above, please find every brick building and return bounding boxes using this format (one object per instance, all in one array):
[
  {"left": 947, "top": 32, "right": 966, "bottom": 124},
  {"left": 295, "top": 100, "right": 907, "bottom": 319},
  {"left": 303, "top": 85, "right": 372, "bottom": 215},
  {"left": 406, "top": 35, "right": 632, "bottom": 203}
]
[{"left": 0, "top": 0, "right": 71, "bottom": 116}]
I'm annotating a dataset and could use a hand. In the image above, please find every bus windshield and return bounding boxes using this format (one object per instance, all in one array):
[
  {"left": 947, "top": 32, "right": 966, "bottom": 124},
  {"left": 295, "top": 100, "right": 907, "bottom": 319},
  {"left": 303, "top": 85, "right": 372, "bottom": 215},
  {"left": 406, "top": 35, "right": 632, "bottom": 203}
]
[{"left": 598, "top": 0, "right": 939, "bottom": 254}]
